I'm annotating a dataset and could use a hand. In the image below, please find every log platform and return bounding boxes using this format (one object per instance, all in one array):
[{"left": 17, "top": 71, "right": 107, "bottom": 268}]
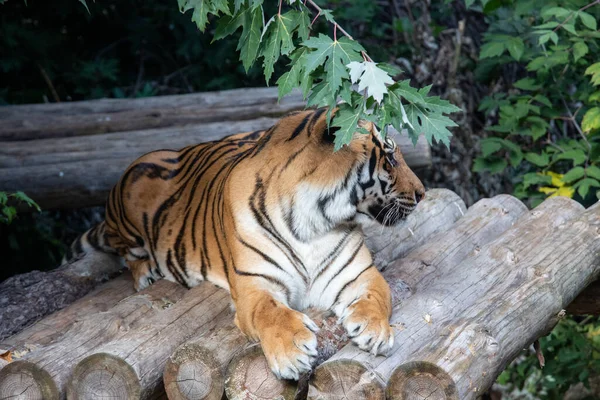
[
  {"left": 0, "top": 189, "right": 598, "bottom": 399},
  {"left": 1, "top": 88, "right": 599, "bottom": 399}
]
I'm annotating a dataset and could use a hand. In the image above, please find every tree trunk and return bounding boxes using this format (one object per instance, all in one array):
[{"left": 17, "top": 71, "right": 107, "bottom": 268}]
[
  {"left": 0, "top": 279, "right": 188, "bottom": 399},
  {"left": 0, "top": 87, "right": 304, "bottom": 141},
  {"left": 315, "top": 197, "right": 600, "bottom": 400},
  {"left": 0, "top": 252, "right": 125, "bottom": 341},
  {"left": 0, "top": 123, "right": 431, "bottom": 211},
  {"left": 162, "top": 189, "right": 466, "bottom": 400}
]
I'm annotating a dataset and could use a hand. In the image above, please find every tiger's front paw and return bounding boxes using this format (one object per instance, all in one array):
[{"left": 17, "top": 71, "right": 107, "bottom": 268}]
[
  {"left": 259, "top": 311, "right": 319, "bottom": 380},
  {"left": 340, "top": 301, "right": 394, "bottom": 356}
]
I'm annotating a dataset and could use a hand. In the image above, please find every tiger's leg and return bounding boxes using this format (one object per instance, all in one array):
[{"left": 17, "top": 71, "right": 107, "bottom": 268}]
[
  {"left": 233, "top": 284, "right": 319, "bottom": 380},
  {"left": 332, "top": 266, "right": 394, "bottom": 355},
  {"left": 103, "top": 224, "right": 163, "bottom": 291},
  {"left": 124, "top": 250, "right": 164, "bottom": 291}
]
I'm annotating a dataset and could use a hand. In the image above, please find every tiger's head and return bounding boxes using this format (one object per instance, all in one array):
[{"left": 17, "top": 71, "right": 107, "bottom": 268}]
[
  {"left": 256, "top": 108, "right": 425, "bottom": 238},
  {"left": 340, "top": 120, "right": 425, "bottom": 227}
]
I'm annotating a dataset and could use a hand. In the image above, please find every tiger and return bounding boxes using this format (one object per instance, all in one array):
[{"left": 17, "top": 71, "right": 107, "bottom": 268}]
[{"left": 64, "top": 107, "right": 425, "bottom": 380}]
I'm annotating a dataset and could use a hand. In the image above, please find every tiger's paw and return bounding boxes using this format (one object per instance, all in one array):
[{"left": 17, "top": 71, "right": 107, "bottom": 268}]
[
  {"left": 339, "top": 302, "right": 394, "bottom": 356},
  {"left": 259, "top": 312, "right": 319, "bottom": 380}
]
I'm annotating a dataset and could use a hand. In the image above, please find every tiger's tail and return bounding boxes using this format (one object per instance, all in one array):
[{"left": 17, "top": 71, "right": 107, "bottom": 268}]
[{"left": 61, "top": 221, "right": 118, "bottom": 265}]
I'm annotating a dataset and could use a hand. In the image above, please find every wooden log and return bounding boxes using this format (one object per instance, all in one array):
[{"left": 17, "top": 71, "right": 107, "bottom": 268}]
[
  {"left": 0, "top": 279, "right": 188, "bottom": 398},
  {"left": 307, "top": 359, "right": 385, "bottom": 400},
  {"left": 315, "top": 197, "right": 598, "bottom": 399},
  {"left": 0, "top": 118, "right": 279, "bottom": 168},
  {"left": 0, "top": 87, "right": 305, "bottom": 141},
  {"left": 0, "top": 252, "right": 124, "bottom": 341},
  {"left": 0, "top": 123, "right": 431, "bottom": 211},
  {"left": 162, "top": 189, "right": 467, "bottom": 400},
  {"left": 386, "top": 362, "right": 458, "bottom": 400},
  {"left": 0, "top": 274, "right": 135, "bottom": 354},
  {"left": 224, "top": 345, "right": 298, "bottom": 400}
]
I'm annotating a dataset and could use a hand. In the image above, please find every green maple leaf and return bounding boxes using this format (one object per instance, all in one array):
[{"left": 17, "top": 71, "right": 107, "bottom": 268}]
[
  {"left": 404, "top": 102, "right": 457, "bottom": 146},
  {"left": 307, "top": 80, "right": 336, "bottom": 109},
  {"left": 239, "top": 6, "right": 263, "bottom": 71},
  {"left": 331, "top": 103, "right": 364, "bottom": 150},
  {"left": 387, "top": 81, "right": 460, "bottom": 146},
  {"left": 179, "top": 0, "right": 231, "bottom": 32},
  {"left": 259, "top": 10, "right": 303, "bottom": 83},
  {"left": 276, "top": 47, "right": 309, "bottom": 99},
  {"left": 303, "top": 35, "right": 363, "bottom": 93},
  {"left": 350, "top": 61, "right": 393, "bottom": 103}
]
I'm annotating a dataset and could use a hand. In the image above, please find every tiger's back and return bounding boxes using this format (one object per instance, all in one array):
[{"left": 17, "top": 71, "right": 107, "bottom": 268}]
[{"left": 102, "top": 129, "right": 265, "bottom": 290}]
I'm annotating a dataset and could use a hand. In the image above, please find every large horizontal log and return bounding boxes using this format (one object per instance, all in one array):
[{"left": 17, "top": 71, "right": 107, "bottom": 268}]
[
  {"left": 0, "top": 87, "right": 305, "bottom": 141},
  {"left": 163, "top": 189, "right": 467, "bottom": 400},
  {"left": 315, "top": 197, "right": 599, "bottom": 399},
  {"left": 0, "top": 252, "right": 125, "bottom": 341},
  {"left": 0, "top": 122, "right": 431, "bottom": 211}
]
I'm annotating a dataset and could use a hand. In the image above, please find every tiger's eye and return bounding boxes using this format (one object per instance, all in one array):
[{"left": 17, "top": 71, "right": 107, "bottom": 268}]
[{"left": 387, "top": 154, "right": 398, "bottom": 167}]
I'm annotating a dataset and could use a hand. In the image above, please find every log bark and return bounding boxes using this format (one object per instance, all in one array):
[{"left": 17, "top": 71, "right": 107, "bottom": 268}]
[
  {"left": 0, "top": 274, "right": 135, "bottom": 354},
  {"left": 0, "top": 252, "right": 125, "bottom": 341},
  {"left": 0, "top": 87, "right": 304, "bottom": 141},
  {"left": 161, "top": 189, "right": 466, "bottom": 400},
  {"left": 0, "top": 279, "right": 188, "bottom": 399},
  {"left": 316, "top": 197, "right": 600, "bottom": 399},
  {"left": 0, "top": 123, "right": 431, "bottom": 211}
]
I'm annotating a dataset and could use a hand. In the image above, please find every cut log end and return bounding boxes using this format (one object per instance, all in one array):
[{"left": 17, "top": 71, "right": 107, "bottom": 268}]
[
  {"left": 386, "top": 362, "right": 458, "bottom": 400},
  {"left": 67, "top": 353, "right": 140, "bottom": 400},
  {"left": 0, "top": 360, "right": 59, "bottom": 400},
  {"left": 308, "top": 360, "right": 385, "bottom": 400},
  {"left": 224, "top": 345, "right": 297, "bottom": 400},
  {"left": 163, "top": 343, "right": 223, "bottom": 400}
]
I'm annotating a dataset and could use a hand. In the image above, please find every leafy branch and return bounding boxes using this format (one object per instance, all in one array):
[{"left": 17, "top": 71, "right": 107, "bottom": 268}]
[
  {"left": 178, "top": 0, "right": 461, "bottom": 150},
  {"left": 0, "top": 191, "right": 40, "bottom": 225}
]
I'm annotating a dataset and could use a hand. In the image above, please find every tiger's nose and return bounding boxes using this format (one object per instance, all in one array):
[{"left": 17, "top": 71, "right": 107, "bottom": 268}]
[{"left": 415, "top": 190, "right": 425, "bottom": 203}]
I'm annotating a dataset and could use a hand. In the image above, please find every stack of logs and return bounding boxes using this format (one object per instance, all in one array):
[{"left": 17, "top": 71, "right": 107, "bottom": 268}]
[
  {"left": 1, "top": 189, "right": 599, "bottom": 399},
  {"left": 0, "top": 87, "right": 430, "bottom": 210}
]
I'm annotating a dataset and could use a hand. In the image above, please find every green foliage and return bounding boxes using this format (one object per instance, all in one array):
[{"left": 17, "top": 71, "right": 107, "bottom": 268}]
[
  {"left": 0, "top": 0, "right": 270, "bottom": 104},
  {"left": 180, "top": 0, "right": 461, "bottom": 149},
  {"left": 498, "top": 317, "right": 600, "bottom": 399},
  {"left": 0, "top": 191, "right": 40, "bottom": 225},
  {"left": 467, "top": 0, "right": 600, "bottom": 396},
  {"left": 471, "top": 0, "right": 600, "bottom": 208}
]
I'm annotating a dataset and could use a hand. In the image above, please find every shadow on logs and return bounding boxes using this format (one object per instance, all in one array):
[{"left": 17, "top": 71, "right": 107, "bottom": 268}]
[{"left": 386, "top": 362, "right": 459, "bottom": 400}]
